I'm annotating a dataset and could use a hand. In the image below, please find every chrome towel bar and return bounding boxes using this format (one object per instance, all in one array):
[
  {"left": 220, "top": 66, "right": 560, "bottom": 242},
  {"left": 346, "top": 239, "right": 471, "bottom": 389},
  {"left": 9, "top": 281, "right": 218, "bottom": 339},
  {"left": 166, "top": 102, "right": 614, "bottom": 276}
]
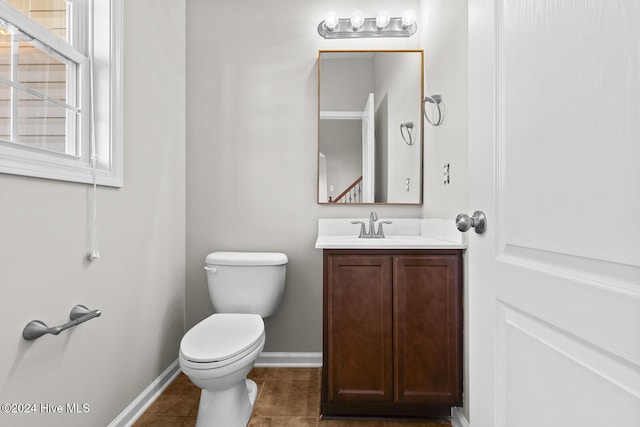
[{"left": 22, "top": 305, "right": 101, "bottom": 341}]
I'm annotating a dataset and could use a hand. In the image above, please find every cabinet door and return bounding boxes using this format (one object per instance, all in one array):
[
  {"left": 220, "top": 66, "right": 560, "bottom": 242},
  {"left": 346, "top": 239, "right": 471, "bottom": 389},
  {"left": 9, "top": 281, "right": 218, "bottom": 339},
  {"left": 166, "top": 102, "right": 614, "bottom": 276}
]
[
  {"left": 325, "top": 253, "right": 393, "bottom": 403},
  {"left": 393, "top": 254, "right": 462, "bottom": 405}
]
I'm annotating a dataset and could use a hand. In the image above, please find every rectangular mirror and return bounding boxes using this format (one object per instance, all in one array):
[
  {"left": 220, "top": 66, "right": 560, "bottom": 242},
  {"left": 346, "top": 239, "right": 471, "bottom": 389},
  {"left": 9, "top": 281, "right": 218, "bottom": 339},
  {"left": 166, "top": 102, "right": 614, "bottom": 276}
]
[{"left": 318, "top": 50, "right": 424, "bottom": 205}]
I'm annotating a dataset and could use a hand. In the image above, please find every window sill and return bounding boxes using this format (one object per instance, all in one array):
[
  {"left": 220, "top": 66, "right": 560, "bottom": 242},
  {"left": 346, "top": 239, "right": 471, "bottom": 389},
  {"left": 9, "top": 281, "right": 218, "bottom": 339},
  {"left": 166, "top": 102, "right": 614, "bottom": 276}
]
[{"left": 0, "top": 143, "right": 123, "bottom": 187}]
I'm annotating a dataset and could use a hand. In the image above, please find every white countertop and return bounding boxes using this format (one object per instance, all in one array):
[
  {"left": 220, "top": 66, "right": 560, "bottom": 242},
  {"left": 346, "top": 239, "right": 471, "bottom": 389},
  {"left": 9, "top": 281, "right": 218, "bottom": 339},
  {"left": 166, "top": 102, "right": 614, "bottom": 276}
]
[{"left": 315, "top": 218, "right": 467, "bottom": 250}]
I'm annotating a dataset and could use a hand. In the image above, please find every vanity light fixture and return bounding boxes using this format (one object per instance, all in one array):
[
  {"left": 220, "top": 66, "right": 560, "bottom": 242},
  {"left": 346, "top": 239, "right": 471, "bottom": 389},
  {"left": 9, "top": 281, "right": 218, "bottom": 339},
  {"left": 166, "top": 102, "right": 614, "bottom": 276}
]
[{"left": 318, "top": 9, "right": 417, "bottom": 39}]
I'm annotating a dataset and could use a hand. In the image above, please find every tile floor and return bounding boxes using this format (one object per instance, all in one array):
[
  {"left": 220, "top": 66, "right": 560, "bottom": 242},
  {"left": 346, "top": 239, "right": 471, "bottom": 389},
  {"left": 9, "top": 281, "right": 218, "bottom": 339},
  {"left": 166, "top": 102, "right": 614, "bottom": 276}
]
[{"left": 132, "top": 368, "right": 451, "bottom": 427}]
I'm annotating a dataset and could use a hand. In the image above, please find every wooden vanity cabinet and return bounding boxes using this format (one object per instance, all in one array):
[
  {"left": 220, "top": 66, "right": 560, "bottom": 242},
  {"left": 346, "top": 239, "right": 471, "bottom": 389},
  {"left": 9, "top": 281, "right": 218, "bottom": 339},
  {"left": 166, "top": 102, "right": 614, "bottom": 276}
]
[{"left": 321, "top": 249, "right": 463, "bottom": 419}]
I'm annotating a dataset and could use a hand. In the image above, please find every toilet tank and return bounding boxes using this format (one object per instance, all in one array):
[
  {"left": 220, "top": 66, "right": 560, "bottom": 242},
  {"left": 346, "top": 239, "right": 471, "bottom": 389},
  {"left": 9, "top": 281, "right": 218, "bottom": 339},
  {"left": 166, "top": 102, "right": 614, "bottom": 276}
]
[{"left": 205, "top": 251, "right": 287, "bottom": 318}]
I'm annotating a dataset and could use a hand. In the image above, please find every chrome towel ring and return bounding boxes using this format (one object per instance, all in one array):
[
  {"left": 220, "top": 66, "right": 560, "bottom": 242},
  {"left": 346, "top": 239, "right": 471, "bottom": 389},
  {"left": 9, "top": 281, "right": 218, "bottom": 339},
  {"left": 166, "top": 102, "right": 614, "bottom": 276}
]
[
  {"left": 400, "top": 121, "right": 415, "bottom": 145},
  {"left": 423, "top": 94, "right": 444, "bottom": 126}
]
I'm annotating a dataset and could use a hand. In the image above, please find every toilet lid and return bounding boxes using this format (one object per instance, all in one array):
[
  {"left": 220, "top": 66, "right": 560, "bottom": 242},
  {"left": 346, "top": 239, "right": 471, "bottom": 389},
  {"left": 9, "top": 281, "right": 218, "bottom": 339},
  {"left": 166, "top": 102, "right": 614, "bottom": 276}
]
[
  {"left": 205, "top": 251, "right": 288, "bottom": 266},
  {"left": 180, "top": 313, "right": 264, "bottom": 363}
]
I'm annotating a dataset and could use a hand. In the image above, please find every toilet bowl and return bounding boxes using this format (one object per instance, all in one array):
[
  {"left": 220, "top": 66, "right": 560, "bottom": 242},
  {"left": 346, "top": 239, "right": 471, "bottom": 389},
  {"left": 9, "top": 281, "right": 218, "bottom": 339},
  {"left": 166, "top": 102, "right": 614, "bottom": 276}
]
[
  {"left": 179, "top": 313, "right": 265, "bottom": 427},
  {"left": 179, "top": 251, "right": 287, "bottom": 427}
]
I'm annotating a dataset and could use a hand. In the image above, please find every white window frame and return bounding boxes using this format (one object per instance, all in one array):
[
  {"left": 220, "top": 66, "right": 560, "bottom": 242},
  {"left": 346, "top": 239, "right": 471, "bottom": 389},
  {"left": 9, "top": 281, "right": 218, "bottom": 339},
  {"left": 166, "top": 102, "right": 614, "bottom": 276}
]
[{"left": 0, "top": 0, "right": 123, "bottom": 187}]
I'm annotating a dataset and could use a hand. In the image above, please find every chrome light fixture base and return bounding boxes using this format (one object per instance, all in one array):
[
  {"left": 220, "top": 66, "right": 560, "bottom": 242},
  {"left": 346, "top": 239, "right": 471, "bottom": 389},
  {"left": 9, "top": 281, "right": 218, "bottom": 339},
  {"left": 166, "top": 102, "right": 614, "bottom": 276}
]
[{"left": 318, "top": 17, "right": 417, "bottom": 39}]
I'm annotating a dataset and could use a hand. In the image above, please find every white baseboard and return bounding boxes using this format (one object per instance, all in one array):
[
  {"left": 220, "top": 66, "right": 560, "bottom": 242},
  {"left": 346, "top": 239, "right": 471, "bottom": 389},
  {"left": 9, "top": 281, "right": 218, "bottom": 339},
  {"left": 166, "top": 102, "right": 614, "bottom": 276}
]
[
  {"left": 451, "top": 407, "right": 470, "bottom": 427},
  {"left": 107, "top": 359, "right": 181, "bottom": 427},
  {"left": 255, "top": 351, "right": 322, "bottom": 367}
]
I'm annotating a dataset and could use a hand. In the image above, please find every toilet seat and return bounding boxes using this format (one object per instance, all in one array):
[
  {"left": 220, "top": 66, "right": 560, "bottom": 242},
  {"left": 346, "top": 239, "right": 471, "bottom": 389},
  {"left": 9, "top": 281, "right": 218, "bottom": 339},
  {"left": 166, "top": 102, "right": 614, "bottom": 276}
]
[{"left": 180, "top": 313, "right": 264, "bottom": 369}]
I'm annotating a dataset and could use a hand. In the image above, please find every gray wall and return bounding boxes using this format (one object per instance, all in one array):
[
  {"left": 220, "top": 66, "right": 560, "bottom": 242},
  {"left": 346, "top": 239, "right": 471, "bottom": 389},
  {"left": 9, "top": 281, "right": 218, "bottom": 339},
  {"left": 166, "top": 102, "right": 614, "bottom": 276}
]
[
  {"left": 320, "top": 57, "right": 374, "bottom": 110},
  {"left": 373, "top": 52, "right": 423, "bottom": 203},
  {"left": 420, "top": 0, "right": 469, "bottom": 421},
  {"left": 0, "top": 1, "right": 186, "bottom": 426},
  {"left": 186, "top": 0, "right": 422, "bottom": 352},
  {"left": 421, "top": 0, "right": 469, "bottom": 219}
]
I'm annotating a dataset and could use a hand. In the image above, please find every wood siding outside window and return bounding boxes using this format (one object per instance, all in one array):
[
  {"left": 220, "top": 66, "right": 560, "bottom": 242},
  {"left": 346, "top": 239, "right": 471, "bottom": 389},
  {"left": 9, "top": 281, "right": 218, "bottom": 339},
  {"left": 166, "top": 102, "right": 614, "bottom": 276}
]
[{"left": 0, "top": 0, "right": 72, "bottom": 155}]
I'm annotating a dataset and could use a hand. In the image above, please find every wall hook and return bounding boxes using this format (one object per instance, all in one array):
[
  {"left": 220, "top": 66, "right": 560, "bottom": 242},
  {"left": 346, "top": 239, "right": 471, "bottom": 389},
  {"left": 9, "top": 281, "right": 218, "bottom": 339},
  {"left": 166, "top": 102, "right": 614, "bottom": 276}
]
[{"left": 423, "top": 94, "right": 444, "bottom": 126}]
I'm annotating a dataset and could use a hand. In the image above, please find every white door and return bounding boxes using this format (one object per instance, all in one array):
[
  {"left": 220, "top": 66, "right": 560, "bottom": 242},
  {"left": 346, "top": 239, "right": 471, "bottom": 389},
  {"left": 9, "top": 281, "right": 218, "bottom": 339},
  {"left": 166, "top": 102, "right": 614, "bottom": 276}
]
[
  {"left": 468, "top": 1, "right": 640, "bottom": 426},
  {"left": 318, "top": 152, "right": 328, "bottom": 203},
  {"left": 362, "top": 93, "right": 375, "bottom": 203}
]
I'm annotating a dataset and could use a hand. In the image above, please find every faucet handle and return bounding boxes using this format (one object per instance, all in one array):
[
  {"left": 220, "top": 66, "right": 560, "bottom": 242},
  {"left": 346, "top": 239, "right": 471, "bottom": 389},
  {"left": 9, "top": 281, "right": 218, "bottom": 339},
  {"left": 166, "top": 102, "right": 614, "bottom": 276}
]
[
  {"left": 376, "top": 221, "right": 393, "bottom": 238},
  {"left": 351, "top": 221, "right": 367, "bottom": 238}
]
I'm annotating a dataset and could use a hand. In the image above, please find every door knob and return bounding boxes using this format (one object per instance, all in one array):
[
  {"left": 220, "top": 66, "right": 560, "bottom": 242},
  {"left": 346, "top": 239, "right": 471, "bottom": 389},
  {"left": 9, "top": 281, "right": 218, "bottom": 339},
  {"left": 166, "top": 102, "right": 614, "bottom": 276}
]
[{"left": 456, "top": 211, "right": 487, "bottom": 234}]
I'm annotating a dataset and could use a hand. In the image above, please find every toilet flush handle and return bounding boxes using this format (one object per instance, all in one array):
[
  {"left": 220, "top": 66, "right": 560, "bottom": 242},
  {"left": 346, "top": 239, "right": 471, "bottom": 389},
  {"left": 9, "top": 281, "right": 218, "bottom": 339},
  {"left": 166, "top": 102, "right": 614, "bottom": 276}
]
[{"left": 204, "top": 266, "right": 218, "bottom": 274}]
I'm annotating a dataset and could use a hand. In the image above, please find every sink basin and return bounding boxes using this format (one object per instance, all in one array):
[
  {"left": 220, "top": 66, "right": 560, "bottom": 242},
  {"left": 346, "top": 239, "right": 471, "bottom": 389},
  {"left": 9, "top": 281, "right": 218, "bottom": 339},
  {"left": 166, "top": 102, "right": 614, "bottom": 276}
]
[{"left": 315, "top": 218, "right": 467, "bottom": 249}]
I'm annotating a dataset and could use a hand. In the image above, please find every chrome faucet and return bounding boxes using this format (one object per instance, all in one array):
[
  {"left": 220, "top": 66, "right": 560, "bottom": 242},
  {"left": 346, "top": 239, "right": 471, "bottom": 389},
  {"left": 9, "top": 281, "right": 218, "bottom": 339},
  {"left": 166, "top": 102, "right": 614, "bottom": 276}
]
[
  {"left": 351, "top": 211, "right": 393, "bottom": 238},
  {"left": 368, "top": 211, "right": 378, "bottom": 236}
]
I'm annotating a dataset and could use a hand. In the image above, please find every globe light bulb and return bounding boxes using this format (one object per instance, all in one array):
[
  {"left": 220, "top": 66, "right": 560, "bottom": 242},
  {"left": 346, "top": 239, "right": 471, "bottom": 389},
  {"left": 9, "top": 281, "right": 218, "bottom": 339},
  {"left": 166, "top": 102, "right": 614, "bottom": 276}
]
[
  {"left": 376, "top": 10, "right": 390, "bottom": 30},
  {"left": 401, "top": 9, "right": 417, "bottom": 29},
  {"left": 324, "top": 11, "right": 338, "bottom": 31},
  {"left": 350, "top": 10, "right": 364, "bottom": 31}
]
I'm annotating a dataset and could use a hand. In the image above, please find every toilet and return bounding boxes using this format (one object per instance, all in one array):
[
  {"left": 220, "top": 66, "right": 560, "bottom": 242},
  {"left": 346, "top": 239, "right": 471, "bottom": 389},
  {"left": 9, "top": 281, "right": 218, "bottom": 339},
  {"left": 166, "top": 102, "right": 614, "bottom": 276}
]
[{"left": 179, "top": 251, "right": 288, "bottom": 427}]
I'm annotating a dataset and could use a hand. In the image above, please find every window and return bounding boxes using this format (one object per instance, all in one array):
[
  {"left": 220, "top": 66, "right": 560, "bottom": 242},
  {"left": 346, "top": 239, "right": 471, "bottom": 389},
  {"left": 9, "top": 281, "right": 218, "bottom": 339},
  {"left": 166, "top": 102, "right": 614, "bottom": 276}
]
[{"left": 0, "top": 0, "right": 123, "bottom": 186}]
